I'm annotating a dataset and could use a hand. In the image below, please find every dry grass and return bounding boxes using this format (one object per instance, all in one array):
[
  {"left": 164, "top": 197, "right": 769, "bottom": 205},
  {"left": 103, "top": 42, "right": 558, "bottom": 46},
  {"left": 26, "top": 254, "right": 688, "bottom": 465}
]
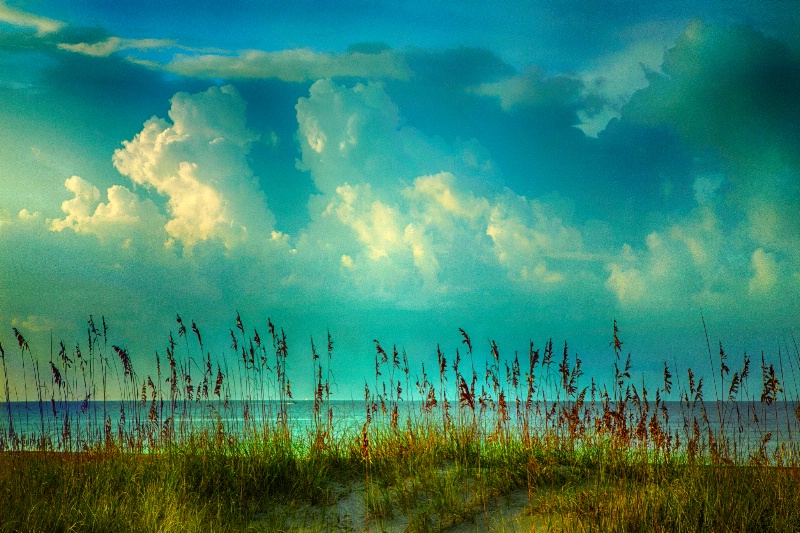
[{"left": 0, "top": 316, "right": 799, "bottom": 531}]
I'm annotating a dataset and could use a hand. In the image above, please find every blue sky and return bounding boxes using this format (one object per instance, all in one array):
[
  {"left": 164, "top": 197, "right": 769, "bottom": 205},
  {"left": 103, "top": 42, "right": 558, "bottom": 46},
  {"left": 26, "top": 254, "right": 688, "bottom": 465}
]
[{"left": 0, "top": 0, "right": 798, "bottom": 399}]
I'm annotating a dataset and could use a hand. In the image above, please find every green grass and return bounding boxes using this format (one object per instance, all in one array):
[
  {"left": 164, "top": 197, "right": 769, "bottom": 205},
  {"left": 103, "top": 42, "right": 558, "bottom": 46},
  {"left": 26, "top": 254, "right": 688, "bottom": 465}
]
[
  {"left": 2, "top": 430, "right": 799, "bottom": 532},
  {"left": 0, "top": 316, "right": 799, "bottom": 531}
]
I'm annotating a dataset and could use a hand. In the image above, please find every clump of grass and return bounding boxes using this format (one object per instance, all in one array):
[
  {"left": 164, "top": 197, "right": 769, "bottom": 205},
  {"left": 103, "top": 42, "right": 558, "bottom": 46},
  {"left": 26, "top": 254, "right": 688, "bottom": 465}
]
[{"left": 0, "top": 315, "right": 799, "bottom": 531}]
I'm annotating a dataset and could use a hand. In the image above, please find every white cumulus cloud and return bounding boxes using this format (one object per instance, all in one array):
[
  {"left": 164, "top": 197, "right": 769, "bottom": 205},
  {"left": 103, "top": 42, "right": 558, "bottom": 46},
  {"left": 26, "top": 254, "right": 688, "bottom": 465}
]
[
  {"left": 49, "top": 175, "right": 165, "bottom": 243},
  {"left": 486, "top": 193, "right": 589, "bottom": 286},
  {"left": 112, "top": 85, "right": 275, "bottom": 251},
  {"left": 325, "top": 182, "right": 405, "bottom": 261}
]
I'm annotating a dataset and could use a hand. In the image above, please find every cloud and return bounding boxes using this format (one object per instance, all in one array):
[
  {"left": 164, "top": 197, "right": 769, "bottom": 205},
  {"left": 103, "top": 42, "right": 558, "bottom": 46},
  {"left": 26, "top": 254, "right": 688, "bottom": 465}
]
[
  {"left": 300, "top": 176, "right": 464, "bottom": 302},
  {"left": 403, "top": 172, "right": 489, "bottom": 225},
  {"left": 576, "top": 38, "right": 669, "bottom": 137},
  {"left": 749, "top": 247, "right": 777, "bottom": 295},
  {"left": 605, "top": 231, "right": 686, "bottom": 308},
  {"left": 470, "top": 67, "right": 583, "bottom": 111},
  {"left": 625, "top": 21, "right": 800, "bottom": 153},
  {"left": 693, "top": 174, "right": 723, "bottom": 205},
  {"left": 621, "top": 19, "right": 800, "bottom": 206},
  {"left": 485, "top": 192, "right": 589, "bottom": 286},
  {"left": 156, "top": 48, "right": 411, "bottom": 82},
  {"left": 0, "top": 1, "right": 64, "bottom": 35},
  {"left": 468, "top": 37, "right": 671, "bottom": 138},
  {"left": 58, "top": 36, "right": 176, "bottom": 57},
  {"left": 112, "top": 85, "right": 276, "bottom": 251},
  {"left": 50, "top": 175, "right": 99, "bottom": 229},
  {"left": 1, "top": 85, "right": 304, "bottom": 355},
  {"left": 293, "top": 80, "right": 599, "bottom": 302},
  {"left": 669, "top": 206, "right": 721, "bottom": 268},
  {"left": 49, "top": 176, "right": 165, "bottom": 244},
  {"left": 404, "top": 47, "right": 515, "bottom": 88},
  {"left": 11, "top": 314, "right": 56, "bottom": 333},
  {"left": 295, "top": 79, "right": 404, "bottom": 192},
  {"left": 602, "top": 21, "right": 800, "bottom": 314},
  {"left": 295, "top": 79, "right": 501, "bottom": 198},
  {"left": 601, "top": 170, "right": 792, "bottom": 313},
  {"left": 326, "top": 182, "right": 405, "bottom": 262},
  {"left": 603, "top": 178, "right": 718, "bottom": 307},
  {"left": 398, "top": 172, "right": 490, "bottom": 287},
  {"left": 18, "top": 209, "right": 40, "bottom": 220},
  {"left": 605, "top": 249, "right": 646, "bottom": 304}
]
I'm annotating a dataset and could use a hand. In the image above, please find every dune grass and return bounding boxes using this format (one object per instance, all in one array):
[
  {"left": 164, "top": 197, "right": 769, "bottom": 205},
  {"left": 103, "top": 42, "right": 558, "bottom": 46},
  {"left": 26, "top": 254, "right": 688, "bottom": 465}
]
[{"left": 0, "top": 316, "right": 799, "bottom": 531}]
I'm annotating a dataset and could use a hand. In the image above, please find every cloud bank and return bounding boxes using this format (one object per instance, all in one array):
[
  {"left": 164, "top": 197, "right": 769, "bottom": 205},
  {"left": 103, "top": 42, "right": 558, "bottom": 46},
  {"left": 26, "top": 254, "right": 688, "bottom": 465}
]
[{"left": 1, "top": 9, "right": 798, "bottom": 395}]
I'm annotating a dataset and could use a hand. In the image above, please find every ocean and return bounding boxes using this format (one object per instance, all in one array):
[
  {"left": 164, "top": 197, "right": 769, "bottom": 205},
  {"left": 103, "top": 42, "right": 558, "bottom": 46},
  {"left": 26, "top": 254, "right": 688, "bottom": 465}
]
[{"left": 1, "top": 399, "right": 798, "bottom": 458}]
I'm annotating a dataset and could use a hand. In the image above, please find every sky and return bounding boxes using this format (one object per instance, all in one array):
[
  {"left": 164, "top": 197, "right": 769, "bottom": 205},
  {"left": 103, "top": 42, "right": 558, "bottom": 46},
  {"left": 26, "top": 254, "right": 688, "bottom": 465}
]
[{"left": 0, "top": 0, "right": 798, "bottom": 399}]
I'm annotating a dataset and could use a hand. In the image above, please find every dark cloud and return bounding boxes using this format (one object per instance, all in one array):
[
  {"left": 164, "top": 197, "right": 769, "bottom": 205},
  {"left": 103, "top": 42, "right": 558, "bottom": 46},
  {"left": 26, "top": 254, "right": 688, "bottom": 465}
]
[
  {"left": 624, "top": 21, "right": 800, "bottom": 157},
  {"left": 620, "top": 21, "right": 800, "bottom": 247},
  {"left": 592, "top": 120, "right": 695, "bottom": 226},
  {"left": 404, "top": 47, "right": 515, "bottom": 87},
  {"left": 383, "top": 49, "right": 590, "bottom": 197}
]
